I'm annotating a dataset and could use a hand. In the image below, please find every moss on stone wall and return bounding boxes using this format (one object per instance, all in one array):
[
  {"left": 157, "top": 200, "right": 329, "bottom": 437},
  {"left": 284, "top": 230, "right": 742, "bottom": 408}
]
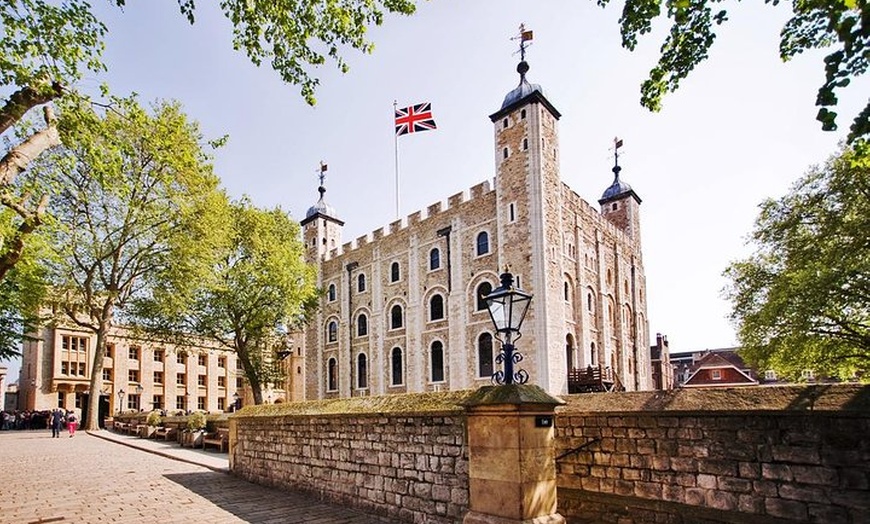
[
  {"left": 558, "top": 384, "right": 870, "bottom": 413},
  {"left": 233, "top": 389, "right": 477, "bottom": 418}
]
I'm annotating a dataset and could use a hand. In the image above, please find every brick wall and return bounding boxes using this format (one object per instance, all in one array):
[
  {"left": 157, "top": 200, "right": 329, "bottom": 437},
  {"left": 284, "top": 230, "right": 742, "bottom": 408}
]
[
  {"left": 230, "top": 392, "right": 471, "bottom": 523},
  {"left": 554, "top": 385, "right": 870, "bottom": 523}
]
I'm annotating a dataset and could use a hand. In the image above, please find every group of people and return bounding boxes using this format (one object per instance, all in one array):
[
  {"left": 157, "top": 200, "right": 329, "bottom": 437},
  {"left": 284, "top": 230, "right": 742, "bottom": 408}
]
[{"left": 0, "top": 409, "right": 78, "bottom": 437}]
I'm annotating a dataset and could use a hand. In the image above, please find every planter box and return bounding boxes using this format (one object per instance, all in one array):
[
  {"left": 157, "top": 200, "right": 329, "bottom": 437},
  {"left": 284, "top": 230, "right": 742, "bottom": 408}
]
[{"left": 181, "top": 430, "right": 204, "bottom": 448}]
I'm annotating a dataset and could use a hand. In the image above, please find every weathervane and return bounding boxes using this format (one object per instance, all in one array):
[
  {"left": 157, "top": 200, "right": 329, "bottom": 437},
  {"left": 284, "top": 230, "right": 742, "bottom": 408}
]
[
  {"left": 316, "top": 161, "right": 328, "bottom": 200},
  {"left": 511, "top": 24, "right": 534, "bottom": 61},
  {"left": 612, "top": 137, "right": 624, "bottom": 173}
]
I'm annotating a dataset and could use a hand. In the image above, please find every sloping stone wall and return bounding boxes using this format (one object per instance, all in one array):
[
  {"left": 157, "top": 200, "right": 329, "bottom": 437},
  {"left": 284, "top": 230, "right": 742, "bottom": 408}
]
[
  {"left": 229, "top": 392, "right": 471, "bottom": 523},
  {"left": 554, "top": 385, "right": 870, "bottom": 523}
]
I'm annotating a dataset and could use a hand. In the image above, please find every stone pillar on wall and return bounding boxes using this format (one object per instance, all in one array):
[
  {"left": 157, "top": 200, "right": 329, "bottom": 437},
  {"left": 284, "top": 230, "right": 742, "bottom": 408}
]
[{"left": 462, "top": 385, "right": 566, "bottom": 524}]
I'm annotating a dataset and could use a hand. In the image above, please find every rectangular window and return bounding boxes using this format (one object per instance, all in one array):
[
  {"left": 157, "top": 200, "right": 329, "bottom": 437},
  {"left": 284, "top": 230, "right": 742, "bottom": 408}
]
[
  {"left": 197, "top": 374, "right": 206, "bottom": 386},
  {"left": 176, "top": 395, "right": 185, "bottom": 410},
  {"left": 152, "top": 395, "right": 163, "bottom": 410},
  {"left": 78, "top": 362, "right": 86, "bottom": 376},
  {"left": 105, "top": 343, "right": 114, "bottom": 359},
  {"left": 218, "top": 397, "right": 226, "bottom": 411},
  {"left": 217, "top": 376, "right": 226, "bottom": 388},
  {"left": 128, "top": 346, "right": 140, "bottom": 360},
  {"left": 128, "top": 369, "right": 140, "bottom": 383},
  {"left": 218, "top": 356, "right": 226, "bottom": 368},
  {"left": 61, "top": 362, "right": 69, "bottom": 375},
  {"left": 197, "top": 397, "right": 206, "bottom": 411},
  {"left": 61, "top": 335, "right": 88, "bottom": 352},
  {"left": 711, "top": 369, "right": 722, "bottom": 380},
  {"left": 509, "top": 202, "right": 515, "bottom": 222},
  {"left": 153, "top": 371, "right": 163, "bottom": 384},
  {"left": 102, "top": 368, "right": 112, "bottom": 381},
  {"left": 177, "top": 373, "right": 186, "bottom": 385},
  {"left": 153, "top": 349, "right": 164, "bottom": 362},
  {"left": 128, "top": 394, "right": 140, "bottom": 411},
  {"left": 236, "top": 359, "right": 243, "bottom": 370},
  {"left": 236, "top": 377, "right": 244, "bottom": 389},
  {"left": 198, "top": 354, "right": 207, "bottom": 367},
  {"left": 57, "top": 392, "right": 64, "bottom": 408},
  {"left": 75, "top": 393, "right": 82, "bottom": 408},
  {"left": 177, "top": 353, "right": 186, "bottom": 365}
]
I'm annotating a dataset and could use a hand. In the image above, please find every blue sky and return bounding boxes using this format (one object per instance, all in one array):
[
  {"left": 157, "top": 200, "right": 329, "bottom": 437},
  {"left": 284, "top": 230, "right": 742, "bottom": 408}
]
[{"left": 2, "top": 1, "right": 866, "bottom": 380}]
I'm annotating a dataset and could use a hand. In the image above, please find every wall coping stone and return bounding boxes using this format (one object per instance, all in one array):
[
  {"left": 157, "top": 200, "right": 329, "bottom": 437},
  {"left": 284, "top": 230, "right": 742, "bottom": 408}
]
[
  {"left": 462, "top": 384, "right": 566, "bottom": 408},
  {"left": 231, "top": 389, "right": 476, "bottom": 418},
  {"left": 557, "top": 384, "right": 870, "bottom": 414}
]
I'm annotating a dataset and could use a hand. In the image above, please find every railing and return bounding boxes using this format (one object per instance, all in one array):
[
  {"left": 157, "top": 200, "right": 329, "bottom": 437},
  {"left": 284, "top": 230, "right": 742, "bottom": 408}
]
[{"left": 567, "top": 365, "right": 624, "bottom": 393}]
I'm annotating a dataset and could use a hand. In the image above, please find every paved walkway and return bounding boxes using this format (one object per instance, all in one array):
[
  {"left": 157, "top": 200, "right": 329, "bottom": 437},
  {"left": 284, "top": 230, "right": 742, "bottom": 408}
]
[{"left": 0, "top": 430, "right": 389, "bottom": 523}]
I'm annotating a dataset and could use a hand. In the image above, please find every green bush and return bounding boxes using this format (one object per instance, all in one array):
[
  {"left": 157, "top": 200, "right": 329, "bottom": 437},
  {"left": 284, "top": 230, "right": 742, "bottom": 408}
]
[
  {"left": 146, "top": 410, "right": 162, "bottom": 427},
  {"left": 186, "top": 411, "right": 207, "bottom": 431}
]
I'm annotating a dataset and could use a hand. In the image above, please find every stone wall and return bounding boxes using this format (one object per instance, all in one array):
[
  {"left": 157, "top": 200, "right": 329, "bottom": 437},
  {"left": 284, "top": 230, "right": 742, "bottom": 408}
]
[
  {"left": 554, "top": 385, "right": 870, "bottom": 523},
  {"left": 230, "top": 392, "right": 472, "bottom": 523}
]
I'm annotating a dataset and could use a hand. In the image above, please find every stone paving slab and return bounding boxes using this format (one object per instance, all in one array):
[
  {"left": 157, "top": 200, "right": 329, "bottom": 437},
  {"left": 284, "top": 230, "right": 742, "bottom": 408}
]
[{"left": 0, "top": 430, "right": 390, "bottom": 524}]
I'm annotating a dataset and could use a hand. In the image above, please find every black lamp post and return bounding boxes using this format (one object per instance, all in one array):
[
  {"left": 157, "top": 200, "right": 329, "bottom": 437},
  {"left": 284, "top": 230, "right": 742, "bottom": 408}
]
[
  {"left": 483, "top": 268, "right": 533, "bottom": 385},
  {"left": 232, "top": 391, "right": 241, "bottom": 410},
  {"left": 117, "top": 388, "right": 125, "bottom": 414}
]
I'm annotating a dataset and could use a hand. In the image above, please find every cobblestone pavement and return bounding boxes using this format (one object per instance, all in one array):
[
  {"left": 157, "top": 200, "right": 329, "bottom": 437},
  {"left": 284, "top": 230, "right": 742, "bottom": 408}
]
[{"left": 0, "top": 430, "right": 387, "bottom": 524}]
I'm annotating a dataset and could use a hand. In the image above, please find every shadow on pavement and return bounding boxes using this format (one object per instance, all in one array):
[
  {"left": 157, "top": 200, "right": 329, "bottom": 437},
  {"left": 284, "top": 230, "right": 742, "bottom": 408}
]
[{"left": 163, "top": 471, "right": 389, "bottom": 524}]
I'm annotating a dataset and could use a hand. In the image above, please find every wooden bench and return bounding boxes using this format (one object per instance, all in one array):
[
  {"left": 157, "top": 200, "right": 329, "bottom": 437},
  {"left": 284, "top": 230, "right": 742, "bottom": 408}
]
[
  {"left": 153, "top": 426, "right": 178, "bottom": 441},
  {"left": 113, "top": 422, "right": 129, "bottom": 434},
  {"left": 202, "top": 428, "right": 229, "bottom": 453}
]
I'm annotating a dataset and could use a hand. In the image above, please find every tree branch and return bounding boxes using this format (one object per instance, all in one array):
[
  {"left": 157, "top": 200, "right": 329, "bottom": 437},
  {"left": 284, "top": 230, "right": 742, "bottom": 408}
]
[
  {"left": 0, "top": 105, "right": 61, "bottom": 187},
  {"left": 0, "top": 83, "right": 64, "bottom": 137}
]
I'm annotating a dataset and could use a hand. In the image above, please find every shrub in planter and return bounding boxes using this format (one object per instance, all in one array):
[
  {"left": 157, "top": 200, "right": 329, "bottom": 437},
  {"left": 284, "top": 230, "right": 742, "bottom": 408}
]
[
  {"left": 146, "top": 410, "right": 162, "bottom": 427},
  {"left": 186, "top": 411, "right": 207, "bottom": 431}
]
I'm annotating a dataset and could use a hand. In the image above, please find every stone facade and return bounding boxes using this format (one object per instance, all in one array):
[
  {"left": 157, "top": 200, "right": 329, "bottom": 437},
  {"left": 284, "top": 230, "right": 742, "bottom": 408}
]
[
  {"left": 18, "top": 323, "right": 248, "bottom": 415},
  {"left": 299, "top": 62, "right": 651, "bottom": 400}
]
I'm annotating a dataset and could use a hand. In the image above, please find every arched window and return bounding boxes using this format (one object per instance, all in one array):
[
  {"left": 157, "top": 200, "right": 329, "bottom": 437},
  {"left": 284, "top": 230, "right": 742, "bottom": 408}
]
[
  {"left": 390, "top": 261, "right": 400, "bottom": 282},
  {"left": 590, "top": 342, "right": 597, "bottom": 366},
  {"left": 522, "top": 138, "right": 528, "bottom": 151},
  {"left": 566, "top": 334, "right": 575, "bottom": 370},
  {"left": 430, "top": 294, "right": 444, "bottom": 321},
  {"left": 587, "top": 292, "right": 594, "bottom": 312},
  {"left": 476, "top": 232, "right": 490, "bottom": 256},
  {"left": 327, "top": 358, "right": 337, "bottom": 391},
  {"left": 358, "top": 273, "right": 366, "bottom": 293},
  {"left": 430, "top": 248, "right": 440, "bottom": 270},
  {"left": 564, "top": 282, "right": 570, "bottom": 301},
  {"left": 476, "top": 282, "right": 493, "bottom": 311},
  {"left": 357, "top": 314, "right": 368, "bottom": 337},
  {"left": 357, "top": 353, "right": 368, "bottom": 389},
  {"left": 431, "top": 341, "right": 445, "bottom": 382},
  {"left": 327, "top": 320, "right": 337, "bottom": 343},
  {"left": 391, "top": 347, "right": 403, "bottom": 386},
  {"left": 327, "top": 283, "right": 336, "bottom": 302},
  {"left": 478, "top": 333, "right": 494, "bottom": 378},
  {"left": 390, "top": 304, "right": 403, "bottom": 329},
  {"left": 520, "top": 109, "right": 527, "bottom": 119}
]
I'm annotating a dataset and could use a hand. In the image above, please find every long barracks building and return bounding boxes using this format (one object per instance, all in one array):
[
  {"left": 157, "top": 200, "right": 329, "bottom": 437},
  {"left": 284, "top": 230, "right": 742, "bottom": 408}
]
[{"left": 299, "top": 57, "right": 652, "bottom": 400}]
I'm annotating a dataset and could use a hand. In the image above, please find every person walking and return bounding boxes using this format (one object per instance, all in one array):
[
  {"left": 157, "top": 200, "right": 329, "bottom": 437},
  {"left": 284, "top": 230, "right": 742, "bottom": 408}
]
[
  {"left": 50, "top": 409, "right": 64, "bottom": 438},
  {"left": 66, "top": 410, "right": 78, "bottom": 438}
]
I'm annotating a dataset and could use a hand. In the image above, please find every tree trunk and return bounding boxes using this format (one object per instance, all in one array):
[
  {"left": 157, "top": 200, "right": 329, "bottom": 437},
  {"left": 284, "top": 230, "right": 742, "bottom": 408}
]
[
  {"left": 0, "top": 83, "right": 63, "bottom": 138},
  {"left": 0, "top": 105, "right": 60, "bottom": 281},
  {"left": 0, "top": 105, "right": 61, "bottom": 186},
  {"left": 85, "top": 308, "right": 113, "bottom": 431}
]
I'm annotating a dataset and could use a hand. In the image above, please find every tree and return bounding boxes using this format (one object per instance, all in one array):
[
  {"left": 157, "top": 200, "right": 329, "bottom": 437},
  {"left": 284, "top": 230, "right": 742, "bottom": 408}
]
[
  {"left": 34, "top": 96, "right": 227, "bottom": 430},
  {"left": 1, "top": 0, "right": 107, "bottom": 280},
  {"left": 604, "top": 0, "right": 869, "bottom": 142},
  {"left": 724, "top": 145, "right": 869, "bottom": 380},
  {"left": 132, "top": 198, "right": 319, "bottom": 405}
]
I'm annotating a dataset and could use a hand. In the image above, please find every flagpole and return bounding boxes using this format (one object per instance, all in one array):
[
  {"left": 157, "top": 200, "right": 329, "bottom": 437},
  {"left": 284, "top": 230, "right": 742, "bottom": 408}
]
[{"left": 393, "top": 100, "right": 400, "bottom": 219}]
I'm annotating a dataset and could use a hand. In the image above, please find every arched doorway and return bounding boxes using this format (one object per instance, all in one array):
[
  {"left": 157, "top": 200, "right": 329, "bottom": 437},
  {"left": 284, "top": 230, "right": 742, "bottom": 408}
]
[{"left": 565, "top": 334, "right": 575, "bottom": 372}]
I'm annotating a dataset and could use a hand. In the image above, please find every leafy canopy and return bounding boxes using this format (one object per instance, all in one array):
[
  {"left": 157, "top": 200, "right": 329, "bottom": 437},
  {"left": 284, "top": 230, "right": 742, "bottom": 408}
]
[
  {"left": 724, "top": 144, "right": 870, "bottom": 379},
  {"left": 116, "top": 0, "right": 418, "bottom": 105},
  {"left": 131, "top": 198, "right": 318, "bottom": 405},
  {"left": 0, "top": 0, "right": 106, "bottom": 96},
  {"left": 603, "top": 0, "right": 869, "bottom": 142}
]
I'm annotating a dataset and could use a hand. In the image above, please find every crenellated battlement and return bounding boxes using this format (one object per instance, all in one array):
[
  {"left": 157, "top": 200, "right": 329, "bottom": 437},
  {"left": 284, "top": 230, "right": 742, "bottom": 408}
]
[{"left": 318, "top": 178, "right": 494, "bottom": 261}]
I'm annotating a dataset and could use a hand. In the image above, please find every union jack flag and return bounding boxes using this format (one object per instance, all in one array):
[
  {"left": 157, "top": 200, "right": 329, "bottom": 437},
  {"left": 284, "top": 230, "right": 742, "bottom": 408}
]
[{"left": 395, "top": 102, "right": 437, "bottom": 136}]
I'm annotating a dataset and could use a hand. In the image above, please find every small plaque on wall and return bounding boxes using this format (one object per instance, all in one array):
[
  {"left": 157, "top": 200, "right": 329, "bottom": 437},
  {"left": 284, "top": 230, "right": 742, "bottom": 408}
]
[{"left": 535, "top": 415, "right": 553, "bottom": 428}]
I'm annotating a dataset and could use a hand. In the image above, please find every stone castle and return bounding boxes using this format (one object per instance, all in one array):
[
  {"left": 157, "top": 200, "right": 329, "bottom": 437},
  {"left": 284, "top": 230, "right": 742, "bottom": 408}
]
[{"left": 298, "top": 56, "right": 652, "bottom": 400}]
